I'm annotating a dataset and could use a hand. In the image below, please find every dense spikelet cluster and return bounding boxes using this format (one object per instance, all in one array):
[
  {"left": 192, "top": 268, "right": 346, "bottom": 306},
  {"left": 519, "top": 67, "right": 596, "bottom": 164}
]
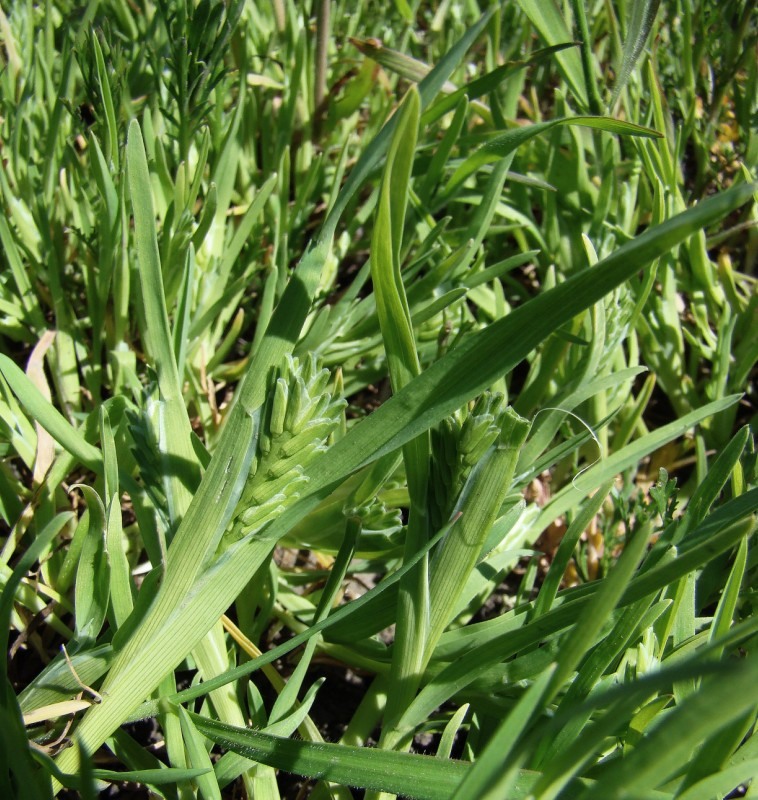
[
  {"left": 429, "top": 391, "right": 506, "bottom": 531},
  {"left": 225, "top": 354, "right": 346, "bottom": 542}
]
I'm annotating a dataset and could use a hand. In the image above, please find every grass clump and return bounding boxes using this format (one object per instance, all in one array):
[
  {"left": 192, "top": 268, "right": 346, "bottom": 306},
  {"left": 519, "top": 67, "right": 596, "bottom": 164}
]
[{"left": 0, "top": 1, "right": 756, "bottom": 798}]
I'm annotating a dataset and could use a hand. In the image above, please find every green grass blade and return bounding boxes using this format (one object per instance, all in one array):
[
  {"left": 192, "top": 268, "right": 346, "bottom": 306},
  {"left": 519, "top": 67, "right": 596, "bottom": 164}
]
[
  {"left": 0, "top": 355, "right": 101, "bottom": 471},
  {"left": 178, "top": 706, "right": 222, "bottom": 800},
  {"left": 126, "top": 120, "right": 183, "bottom": 404},
  {"left": 126, "top": 119, "right": 198, "bottom": 521},
  {"left": 421, "top": 43, "right": 578, "bottom": 128},
  {"left": 546, "top": 520, "right": 654, "bottom": 700},
  {"left": 92, "top": 33, "right": 118, "bottom": 171},
  {"left": 447, "top": 116, "right": 661, "bottom": 193},
  {"left": 370, "top": 85, "right": 432, "bottom": 738},
  {"left": 538, "top": 395, "right": 744, "bottom": 530},
  {"left": 419, "top": 96, "right": 468, "bottom": 200},
  {"left": 514, "top": 0, "right": 588, "bottom": 107},
  {"left": 105, "top": 494, "right": 133, "bottom": 630},
  {"left": 683, "top": 425, "right": 750, "bottom": 531},
  {"left": 191, "top": 713, "right": 469, "bottom": 800},
  {"left": 570, "top": 0, "right": 603, "bottom": 114},
  {"left": 371, "top": 87, "right": 422, "bottom": 394},
  {"left": 707, "top": 535, "right": 747, "bottom": 657},
  {"left": 581, "top": 659, "right": 758, "bottom": 799},
  {"left": 532, "top": 481, "right": 614, "bottom": 617},
  {"left": 538, "top": 599, "right": 670, "bottom": 774},
  {"left": 610, "top": 0, "right": 662, "bottom": 108},
  {"left": 73, "top": 486, "right": 110, "bottom": 643},
  {"left": 449, "top": 666, "right": 555, "bottom": 800},
  {"left": 676, "top": 759, "right": 758, "bottom": 800}
]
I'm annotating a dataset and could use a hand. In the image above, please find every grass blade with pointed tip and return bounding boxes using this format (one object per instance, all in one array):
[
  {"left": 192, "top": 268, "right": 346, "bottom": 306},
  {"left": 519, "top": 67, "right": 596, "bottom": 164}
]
[
  {"left": 126, "top": 119, "right": 198, "bottom": 521},
  {"left": 369, "top": 85, "right": 432, "bottom": 739},
  {"left": 191, "top": 713, "right": 473, "bottom": 800},
  {"left": 514, "top": 0, "right": 588, "bottom": 107},
  {"left": 446, "top": 116, "right": 661, "bottom": 193},
  {"left": 582, "top": 659, "right": 758, "bottom": 799},
  {"left": 610, "top": 0, "right": 662, "bottom": 108},
  {"left": 449, "top": 667, "right": 556, "bottom": 800}
]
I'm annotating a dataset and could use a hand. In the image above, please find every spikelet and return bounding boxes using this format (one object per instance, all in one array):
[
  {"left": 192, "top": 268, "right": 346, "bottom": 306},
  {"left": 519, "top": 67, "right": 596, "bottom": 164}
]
[
  {"left": 226, "top": 354, "right": 346, "bottom": 544},
  {"left": 428, "top": 391, "right": 507, "bottom": 531}
]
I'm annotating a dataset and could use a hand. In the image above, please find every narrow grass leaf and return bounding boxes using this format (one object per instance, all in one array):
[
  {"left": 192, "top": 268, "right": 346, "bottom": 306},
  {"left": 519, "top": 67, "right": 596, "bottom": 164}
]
[
  {"left": 0, "top": 216, "right": 46, "bottom": 332},
  {"left": 676, "top": 759, "right": 758, "bottom": 800},
  {"left": 370, "top": 85, "right": 432, "bottom": 734},
  {"left": 683, "top": 425, "right": 750, "bottom": 531},
  {"left": 105, "top": 494, "right": 133, "bottom": 629},
  {"left": 92, "top": 33, "right": 119, "bottom": 170},
  {"left": 421, "top": 43, "right": 578, "bottom": 127},
  {"left": 707, "top": 535, "right": 747, "bottom": 657},
  {"left": 447, "top": 116, "right": 661, "bottom": 193},
  {"left": 269, "top": 518, "right": 359, "bottom": 724},
  {"left": 178, "top": 706, "right": 222, "bottom": 800},
  {"left": 218, "top": 173, "right": 278, "bottom": 281},
  {"left": 73, "top": 485, "right": 110, "bottom": 643},
  {"left": 126, "top": 120, "right": 183, "bottom": 404},
  {"left": 0, "top": 355, "right": 101, "bottom": 470},
  {"left": 513, "top": 0, "right": 588, "bottom": 106},
  {"left": 419, "top": 96, "right": 468, "bottom": 200},
  {"left": 449, "top": 666, "right": 555, "bottom": 800},
  {"left": 40, "top": 748, "right": 210, "bottom": 790},
  {"left": 436, "top": 704, "right": 469, "bottom": 760},
  {"left": 610, "top": 0, "right": 662, "bottom": 108},
  {"left": 191, "top": 713, "right": 469, "bottom": 800},
  {"left": 546, "top": 521, "right": 654, "bottom": 700},
  {"left": 538, "top": 395, "right": 744, "bottom": 530},
  {"left": 532, "top": 482, "right": 614, "bottom": 617},
  {"left": 581, "top": 659, "right": 758, "bottom": 799},
  {"left": 542, "top": 599, "right": 670, "bottom": 770},
  {"left": 127, "top": 119, "right": 197, "bottom": 520}
]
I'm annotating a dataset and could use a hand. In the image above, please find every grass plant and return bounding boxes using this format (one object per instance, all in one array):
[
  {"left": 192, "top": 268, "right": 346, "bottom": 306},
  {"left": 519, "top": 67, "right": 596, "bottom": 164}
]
[{"left": 0, "top": 1, "right": 756, "bottom": 798}]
